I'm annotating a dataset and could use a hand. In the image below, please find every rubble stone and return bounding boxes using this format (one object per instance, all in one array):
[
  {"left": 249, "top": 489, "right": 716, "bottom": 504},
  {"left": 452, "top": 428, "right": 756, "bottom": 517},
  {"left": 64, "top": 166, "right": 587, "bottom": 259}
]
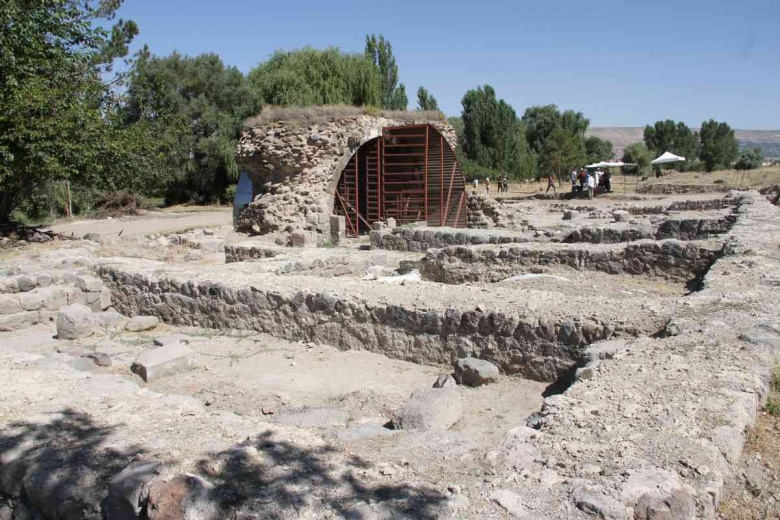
[
  {"left": 391, "top": 387, "right": 462, "bottom": 431},
  {"left": 125, "top": 315, "right": 159, "bottom": 332},
  {"left": 131, "top": 343, "right": 197, "bottom": 382},
  {"left": 454, "top": 357, "right": 500, "bottom": 386},
  {"left": 56, "top": 304, "right": 94, "bottom": 339}
]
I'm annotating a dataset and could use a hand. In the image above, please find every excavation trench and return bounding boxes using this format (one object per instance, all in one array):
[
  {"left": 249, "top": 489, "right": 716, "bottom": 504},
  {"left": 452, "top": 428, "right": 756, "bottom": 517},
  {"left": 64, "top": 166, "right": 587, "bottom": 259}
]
[{"left": 97, "top": 262, "right": 663, "bottom": 383}]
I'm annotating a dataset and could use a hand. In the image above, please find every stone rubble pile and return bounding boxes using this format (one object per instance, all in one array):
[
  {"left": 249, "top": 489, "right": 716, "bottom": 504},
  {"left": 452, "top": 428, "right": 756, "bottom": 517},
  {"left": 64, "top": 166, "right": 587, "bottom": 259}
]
[{"left": 466, "top": 192, "right": 508, "bottom": 228}]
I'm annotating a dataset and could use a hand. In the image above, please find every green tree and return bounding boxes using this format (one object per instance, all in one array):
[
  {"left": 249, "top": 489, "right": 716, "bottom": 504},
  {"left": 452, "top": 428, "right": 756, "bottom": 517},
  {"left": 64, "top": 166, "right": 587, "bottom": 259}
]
[
  {"left": 734, "top": 147, "right": 763, "bottom": 170},
  {"left": 249, "top": 47, "right": 380, "bottom": 108},
  {"left": 643, "top": 120, "right": 698, "bottom": 170},
  {"left": 698, "top": 119, "right": 739, "bottom": 172},
  {"left": 460, "top": 85, "right": 536, "bottom": 180},
  {"left": 0, "top": 0, "right": 139, "bottom": 222},
  {"left": 585, "top": 136, "right": 614, "bottom": 164},
  {"left": 622, "top": 142, "right": 653, "bottom": 174},
  {"left": 539, "top": 127, "right": 586, "bottom": 178},
  {"left": 364, "top": 34, "right": 407, "bottom": 110},
  {"left": 125, "top": 50, "right": 260, "bottom": 202},
  {"left": 521, "top": 105, "right": 589, "bottom": 154},
  {"left": 416, "top": 86, "right": 439, "bottom": 111}
]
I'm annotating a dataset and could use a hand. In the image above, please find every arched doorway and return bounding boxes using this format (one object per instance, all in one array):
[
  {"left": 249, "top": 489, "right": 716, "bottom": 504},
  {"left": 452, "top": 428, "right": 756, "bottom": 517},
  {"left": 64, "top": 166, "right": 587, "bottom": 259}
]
[{"left": 334, "top": 124, "right": 467, "bottom": 237}]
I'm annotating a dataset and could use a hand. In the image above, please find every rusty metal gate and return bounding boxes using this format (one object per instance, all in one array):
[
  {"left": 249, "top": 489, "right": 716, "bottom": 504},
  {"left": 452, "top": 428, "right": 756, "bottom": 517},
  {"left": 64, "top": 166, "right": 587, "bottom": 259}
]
[{"left": 334, "top": 124, "right": 466, "bottom": 237}]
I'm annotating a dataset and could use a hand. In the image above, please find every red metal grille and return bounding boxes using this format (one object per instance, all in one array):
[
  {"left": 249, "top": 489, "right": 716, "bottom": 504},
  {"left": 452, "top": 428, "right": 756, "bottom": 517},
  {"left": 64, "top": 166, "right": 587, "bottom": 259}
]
[{"left": 335, "top": 125, "right": 466, "bottom": 237}]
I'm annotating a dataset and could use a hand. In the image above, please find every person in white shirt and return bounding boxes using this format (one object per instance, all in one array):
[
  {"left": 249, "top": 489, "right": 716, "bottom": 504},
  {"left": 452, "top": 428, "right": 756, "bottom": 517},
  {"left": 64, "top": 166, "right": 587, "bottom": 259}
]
[
  {"left": 587, "top": 172, "right": 596, "bottom": 199},
  {"left": 473, "top": 178, "right": 479, "bottom": 191},
  {"left": 570, "top": 169, "right": 578, "bottom": 192}
]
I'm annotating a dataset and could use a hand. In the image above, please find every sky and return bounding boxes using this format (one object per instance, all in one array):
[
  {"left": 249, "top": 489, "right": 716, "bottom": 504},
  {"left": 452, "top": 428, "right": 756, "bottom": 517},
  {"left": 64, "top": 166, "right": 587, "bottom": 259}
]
[{"left": 115, "top": 0, "right": 780, "bottom": 129}]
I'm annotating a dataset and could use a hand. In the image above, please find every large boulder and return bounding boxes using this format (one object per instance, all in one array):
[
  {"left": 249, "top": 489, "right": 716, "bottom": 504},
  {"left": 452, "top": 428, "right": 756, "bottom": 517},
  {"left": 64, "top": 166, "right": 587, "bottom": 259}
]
[
  {"left": 454, "top": 357, "right": 500, "bottom": 387},
  {"left": 102, "top": 461, "right": 163, "bottom": 520},
  {"left": 146, "top": 474, "right": 221, "bottom": 520},
  {"left": 56, "top": 304, "right": 94, "bottom": 339},
  {"left": 391, "top": 387, "right": 462, "bottom": 431}
]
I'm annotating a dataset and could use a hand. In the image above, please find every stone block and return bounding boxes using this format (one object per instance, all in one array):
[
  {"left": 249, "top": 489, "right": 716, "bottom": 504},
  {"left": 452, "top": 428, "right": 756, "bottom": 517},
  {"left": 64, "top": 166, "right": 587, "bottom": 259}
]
[
  {"left": 131, "top": 344, "right": 197, "bottom": 382},
  {"left": 56, "top": 304, "right": 94, "bottom": 339},
  {"left": 125, "top": 315, "right": 159, "bottom": 332},
  {"left": 19, "top": 291, "right": 44, "bottom": 311},
  {"left": 613, "top": 210, "right": 630, "bottom": 222},
  {"left": 36, "top": 273, "right": 53, "bottom": 287},
  {"left": 146, "top": 474, "right": 220, "bottom": 520},
  {"left": 93, "top": 309, "right": 127, "bottom": 332},
  {"left": 76, "top": 275, "right": 104, "bottom": 293},
  {"left": 41, "top": 286, "right": 69, "bottom": 310},
  {"left": 0, "top": 311, "right": 39, "bottom": 332},
  {"left": 386, "top": 217, "right": 397, "bottom": 229},
  {"left": 16, "top": 275, "right": 36, "bottom": 292},
  {"left": 391, "top": 387, "right": 462, "bottom": 431},
  {"left": 454, "top": 357, "right": 500, "bottom": 387},
  {"left": 290, "top": 230, "right": 312, "bottom": 248},
  {"left": 103, "top": 461, "right": 163, "bottom": 519},
  {"left": 329, "top": 214, "right": 346, "bottom": 233},
  {"left": 0, "top": 294, "right": 21, "bottom": 315},
  {"left": 563, "top": 209, "right": 579, "bottom": 220}
]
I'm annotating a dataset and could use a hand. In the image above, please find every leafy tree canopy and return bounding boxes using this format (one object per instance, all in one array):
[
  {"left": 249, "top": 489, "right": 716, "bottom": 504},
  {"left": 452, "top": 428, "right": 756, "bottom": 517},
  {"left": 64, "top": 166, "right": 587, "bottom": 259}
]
[
  {"left": 0, "top": 0, "right": 139, "bottom": 222},
  {"left": 540, "top": 127, "right": 586, "bottom": 177},
  {"left": 734, "top": 147, "right": 763, "bottom": 170},
  {"left": 585, "top": 136, "right": 614, "bottom": 164},
  {"left": 416, "top": 86, "right": 439, "bottom": 111},
  {"left": 125, "top": 49, "right": 260, "bottom": 202},
  {"left": 248, "top": 47, "right": 380, "bottom": 108},
  {"left": 698, "top": 119, "right": 739, "bottom": 172},
  {"left": 460, "top": 85, "right": 536, "bottom": 180},
  {"left": 622, "top": 142, "right": 653, "bottom": 173},
  {"left": 643, "top": 120, "right": 698, "bottom": 171},
  {"left": 365, "top": 34, "right": 407, "bottom": 110},
  {"left": 521, "top": 105, "right": 589, "bottom": 154}
]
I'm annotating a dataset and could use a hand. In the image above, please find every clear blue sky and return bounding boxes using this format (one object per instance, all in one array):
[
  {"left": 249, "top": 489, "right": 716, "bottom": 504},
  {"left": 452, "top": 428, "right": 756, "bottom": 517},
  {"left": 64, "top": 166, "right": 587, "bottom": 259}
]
[{"left": 115, "top": 0, "right": 779, "bottom": 129}]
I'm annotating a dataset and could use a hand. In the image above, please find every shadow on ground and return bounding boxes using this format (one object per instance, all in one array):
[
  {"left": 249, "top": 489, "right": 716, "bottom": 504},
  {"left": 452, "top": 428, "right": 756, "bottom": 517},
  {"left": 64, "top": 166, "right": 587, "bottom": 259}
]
[
  {"left": 0, "top": 408, "right": 447, "bottom": 519},
  {"left": 198, "top": 430, "right": 448, "bottom": 519}
]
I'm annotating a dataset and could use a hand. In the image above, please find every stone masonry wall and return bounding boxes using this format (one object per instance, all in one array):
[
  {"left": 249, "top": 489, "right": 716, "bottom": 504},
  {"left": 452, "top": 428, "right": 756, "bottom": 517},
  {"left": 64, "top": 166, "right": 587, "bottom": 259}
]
[
  {"left": 466, "top": 192, "right": 508, "bottom": 228},
  {"left": 235, "top": 112, "right": 456, "bottom": 239},
  {"left": 370, "top": 226, "right": 526, "bottom": 252},
  {"left": 98, "top": 265, "right": 626, "bottom": 382},
  {"left": 415, "top": 240, "right": 724, "bottom": 284}
]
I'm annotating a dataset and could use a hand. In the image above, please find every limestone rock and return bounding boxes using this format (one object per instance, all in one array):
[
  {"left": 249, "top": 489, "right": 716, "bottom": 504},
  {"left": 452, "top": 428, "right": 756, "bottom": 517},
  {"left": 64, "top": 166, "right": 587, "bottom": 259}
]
[
  {"left": 93, "top": 309, "right": 128, "bottom": 331},
  {"left": 454, "top": 357, "right": 500, "bottom": 387},
  {"left": 0, "top": 294, "right": 21, "bottom": 315},
  {"left": 76, "top": 275, "right": 104, "bottom": 293},
  {"left": 433, "top": 374, "right": 457, "bottom": 389},
  {"left": 125, "top": 315, "right": 159, "bottom": 332},
  {"left": 563, "top": 209, "right": 579, "bottom": 220},
  {"left": 613, "top": 210, "right": 630, "bottom": 222},
  {"left": 0, "top": 311, "right": 39, "bottom": 332},
  {"left": 391, "top": 387, "right": 462, "bottom": 431},
  {"left": 103, "top": 461, "right": 163, "bottom": 520},
  {"left": 147, "top": 474, "right": 221, "bottom": 520},
  {"left": 491, "top": 489, "right": 530, "bottom": 518},
  {"left": 16, "top": 275, "right": 36, "bottom": 292},
  {"left": 131, "top": 344, "right": 197, "bottom": 382},
  {"left": 83, "top": 352, "right": 112, "bottom": 367},
  {"left": 56, "top": 304, "right": 94, "bottom": 339}
]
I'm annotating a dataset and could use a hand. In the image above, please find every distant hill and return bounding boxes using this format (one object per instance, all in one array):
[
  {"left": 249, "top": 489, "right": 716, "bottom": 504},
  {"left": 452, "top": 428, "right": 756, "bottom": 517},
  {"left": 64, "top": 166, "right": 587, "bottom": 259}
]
[{"left": 587, "top": 127, "right": 780, "bottom": 158}]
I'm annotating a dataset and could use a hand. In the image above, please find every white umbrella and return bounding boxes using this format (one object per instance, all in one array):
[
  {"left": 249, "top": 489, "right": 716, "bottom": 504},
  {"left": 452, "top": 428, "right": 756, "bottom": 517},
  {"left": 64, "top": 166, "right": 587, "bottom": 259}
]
[{"left": 651, "top": 151, "right": 686, "bottom": 165}]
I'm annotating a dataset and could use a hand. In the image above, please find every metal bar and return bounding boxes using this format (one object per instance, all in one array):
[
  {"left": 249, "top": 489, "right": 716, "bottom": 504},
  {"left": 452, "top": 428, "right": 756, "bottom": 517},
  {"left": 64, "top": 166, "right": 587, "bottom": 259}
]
[
  {"left": 424, "top": 125, "right": 429, "bottom": 223},
  {"left": 376, "top": 137, "right": 382, "bottom": 220},
  {"left": 355, "top": 147, "right": 360, "bottom": 236},
  {"left": 453, "top": 190, "right": 465, "bottom": 228},
  {"left": 381, "top": 129, "right": 387, "bottom": 221},
  {"left": 444, "top": 160, "right": 456, "bottom": 225},
  {"left": 440, "top": 135, "right": 444, "bottom": 226},
  {"left": 335, "top": 189, "right": 357, "bottom": 238}
]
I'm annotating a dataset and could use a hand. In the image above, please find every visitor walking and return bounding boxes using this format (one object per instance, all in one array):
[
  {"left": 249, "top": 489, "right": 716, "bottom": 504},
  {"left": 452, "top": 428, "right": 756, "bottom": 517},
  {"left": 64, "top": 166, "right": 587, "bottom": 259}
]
[
  {"left": 485, "top": 177, "right": 491, "bottom": 195},
  {"left": 586, "top": 171, "right": 596, "bottom": 199},
  {"left": 546, "top": 173, "right": 556, "bottom": 193},
  {"left": 570, "top": 168, "right": 578, "bottom": 192},
  {"left": 604, "top": 169, "right": 611, "bottom": 192},
  {"left": 473, "top": 178, "right": 479, "bottom": 191}
]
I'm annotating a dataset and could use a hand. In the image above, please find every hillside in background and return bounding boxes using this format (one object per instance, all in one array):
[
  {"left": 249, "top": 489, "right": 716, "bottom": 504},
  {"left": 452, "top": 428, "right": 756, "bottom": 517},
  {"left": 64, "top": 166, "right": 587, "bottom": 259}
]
[{"left": 587, "top": 127, "right": 780, "bottom": 158}]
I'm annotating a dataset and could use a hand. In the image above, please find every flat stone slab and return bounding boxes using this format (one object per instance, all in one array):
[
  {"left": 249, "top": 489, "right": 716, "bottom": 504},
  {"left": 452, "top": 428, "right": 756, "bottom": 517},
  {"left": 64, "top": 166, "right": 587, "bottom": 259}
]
[
  {"left": 125, "top": 315, "right": 159, "bottom": 332},
  {"left": 131, "top": 344, "right": 197, "bottom": 382},
  {"left": 391, "top": 387, "right": 462, "bottom": 431}
]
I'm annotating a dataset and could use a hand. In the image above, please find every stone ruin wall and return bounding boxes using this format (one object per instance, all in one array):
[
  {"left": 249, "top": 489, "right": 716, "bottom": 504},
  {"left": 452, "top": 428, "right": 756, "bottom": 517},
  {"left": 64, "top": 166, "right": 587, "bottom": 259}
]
[{"left": 234, "top": 113, "right": 458, "bottom": 241}]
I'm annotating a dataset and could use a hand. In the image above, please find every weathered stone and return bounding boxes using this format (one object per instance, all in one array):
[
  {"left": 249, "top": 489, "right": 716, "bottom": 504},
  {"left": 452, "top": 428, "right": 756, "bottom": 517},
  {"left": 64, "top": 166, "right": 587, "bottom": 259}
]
[
  {"left": 83, "top": 352, "right": 112, "bottom": 367},
  {"left": 454, "top": 357, "right": 500, "bottom": 387},
  {"left": 16, "top": 275, "right": 36, "bottom": 292},
  {"left": 93, "top": 309, "right": 127, "bottom": 331},
  {"left": 612, "top": 210, "right": 630, "bottom": 222},
  {"left": 491, "top": 489, "right": 530, "bottom": 518},
  {"left": 131, "top": 343, "right": 197, "bottom": 382},
  {"left": 290, "top": 229, "right": 312, "bottom": 248},
  {"left": 103, "top": 461, "right": 162, "bottom": 519},
  {"left": 0, "top": 311, "right": 38, "bottom": 332},
  {"left": 19, "top": 291, "right": 44, "bottom": 311},
  {"left": 433, "top": 374, "right": 457, "bottom": 389},
  {"left": 125, "top": 315, "right": 159, "bottom": 332},
  {"left": 154, "top": 334, "right": 191, "bottom": 346},
  {"left": 83, "top": 233, "right": 101, "bottom": 241},
  {"left": 391, "top": 387, "right": 462, "bottom": 431},
  {"left": 76, "top": 275, "right": 105, "bottom": 293},
  {"left": 41, "top": 286, "right": 69, "bottom": 310},
  {"left": 0, "top": 294, "right": 21, "bottom": 315},
  {"left": 56, "top": 304, "right": 94, "bottom": 339},
  {"left": 563, "top": 209, "right": 579, "bottom": 220},
  {"left": 147, "top": 474, "right": 221, "bottom": 520}
]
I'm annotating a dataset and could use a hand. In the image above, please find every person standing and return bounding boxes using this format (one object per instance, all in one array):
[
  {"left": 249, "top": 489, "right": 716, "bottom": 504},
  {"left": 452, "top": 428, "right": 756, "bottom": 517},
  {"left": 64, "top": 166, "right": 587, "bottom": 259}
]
[
  {"left": 570, "top": 168, "right": 578, "bottom": 192},
  {"left": 546, "top": 173, "right": 556, "bottom": 193},
  {"left": 604, "top": 169, "right": 612, "bottom": 192},
  {"left": 473, "top": 178, "right": 479, "bottom": 191},
  {"left": 485, "top": 177, "right": 491, "bottom": 195},
  {"left": 586, "top": 171, "right": 596, "bottom": 199}
]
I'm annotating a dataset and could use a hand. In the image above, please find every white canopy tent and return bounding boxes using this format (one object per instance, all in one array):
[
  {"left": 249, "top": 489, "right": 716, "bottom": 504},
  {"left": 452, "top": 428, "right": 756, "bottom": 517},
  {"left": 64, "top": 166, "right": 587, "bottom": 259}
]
[
  {"left": 586, "top": 161, "right": 636, "bottom": 168},
  {"left": 651, "top": 151, "right": 686, "bottom": 165}
]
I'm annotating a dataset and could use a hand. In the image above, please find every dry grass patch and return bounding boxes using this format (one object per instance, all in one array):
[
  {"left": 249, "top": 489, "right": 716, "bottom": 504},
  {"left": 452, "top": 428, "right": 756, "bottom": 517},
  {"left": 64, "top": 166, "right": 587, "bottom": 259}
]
[{"left": 244, "top": 105, "right": 444, "bottom": 127}]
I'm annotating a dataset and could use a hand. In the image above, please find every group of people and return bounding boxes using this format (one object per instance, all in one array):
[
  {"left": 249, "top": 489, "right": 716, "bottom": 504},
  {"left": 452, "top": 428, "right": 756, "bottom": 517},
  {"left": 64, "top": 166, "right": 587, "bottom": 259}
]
[
  {"left": 568, "top": 167, "right": 612, "bottom": 199},
  {"left": 472, "top": 175, "right": 509, "bottom": 195}
]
